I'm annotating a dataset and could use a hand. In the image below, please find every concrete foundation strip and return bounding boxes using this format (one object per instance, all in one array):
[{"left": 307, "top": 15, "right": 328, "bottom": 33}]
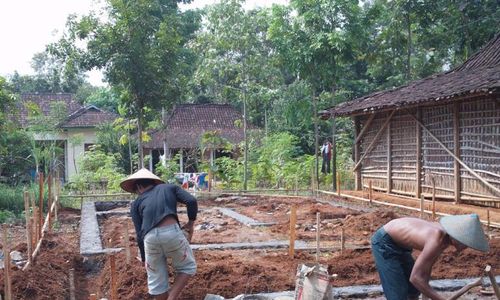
[
  {"left": 217, "top": 207, "right": 276, "bottom": 227},
  {"left": 205, "top": 276, "right": 500, "bottom": 300}
]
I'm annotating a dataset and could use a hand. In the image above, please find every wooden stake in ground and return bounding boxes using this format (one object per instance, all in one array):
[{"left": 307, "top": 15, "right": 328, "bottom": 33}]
[
  {"left": 485, "top": 265, "right": 500, "bottom": 299},
  {"left": 420, "top": 195, "right": 425, "bottom": 219},
  {"left": 368, "top": 180, "right": 373, "bottom": 206},
  {"left": 124, "top": 223, "right": 131, "bottom": 265},
  {"left": 69, "top": 268, "right": 76, "bottom": 300},
  {"left": 289, "top": 205, "right": 297, "bottom": 257},
  {"left": 340, "top": 227, "right": 345, "bottom": 254},
  {"left": 23, "top": 190, "right": 33, "bottom": 265},
  {"left": 3, "top": 225, "right": 12, "bottom": 300},
  {"left": 487, "top": 209, "right": 491, "bottom": 238},
  {"left": 110, "top": 254, "right": 118, "bottom": 300},
  {"left": 316, "top": 212, "right": 320, "bottom": 263},
  {"left": 47, "top": 172, "right": 52, "bottom": 233},
  {"left": 336, "top": 172, "right": 341, "bottom": 196},
  {"left": 38, "top": 172, "right": 44, "bottom": 239},
  {"left": 30, "top": 192, "right": 37, "bottom": 248},
  {"left": 431, "top": 177, "right": 436, "bottom": 220}
]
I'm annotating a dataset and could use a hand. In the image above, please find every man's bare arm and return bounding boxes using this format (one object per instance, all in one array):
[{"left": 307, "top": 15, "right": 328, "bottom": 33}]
[{"left": 410, "top": 230, "right": 448, "bottom": 300}]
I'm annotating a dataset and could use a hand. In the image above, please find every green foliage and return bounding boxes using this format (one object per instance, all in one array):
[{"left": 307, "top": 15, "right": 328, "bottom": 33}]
[
  {"left": 213, "top": 156, "right": 243, "bottom": 189},
  {"left": 0, "top": 184, "right": 25, "bottom": 214},
  {"left": 155, "top": 153, "right": 182, "bottom": 184},
  {"left": 69, "top": 146, "right": 126, "bottom": 193}
]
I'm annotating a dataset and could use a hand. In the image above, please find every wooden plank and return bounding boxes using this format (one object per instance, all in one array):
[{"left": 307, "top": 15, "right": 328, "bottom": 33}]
[
  {"left": 453, "top": 102, "right": 461, "bottom": 204},
  {"left": 3, "top": 225, "right": 11, "bottom": 300},
  {"left": 110, "top": 255, "right": 117, "bottom": 300},
  {"left": 354, "top": 116, "right": 361, "bottom": 190},
  {"left": 24, "top": 190, "right": 33, "bottom": 265},
  {"left": 416, "top": 108, "right": 422, "bottom": 199},
  {"left": 387, "top": 121, "right": 392, "bottom": 193},
  {"left": 289, "top": 205, "right": 297, "bottom": 257},
  {"left": 331, "top": 116, "right": 337, "bottom": 191},
  {"left": 38, "top": 172, "right": 44, "bottom": 239}
]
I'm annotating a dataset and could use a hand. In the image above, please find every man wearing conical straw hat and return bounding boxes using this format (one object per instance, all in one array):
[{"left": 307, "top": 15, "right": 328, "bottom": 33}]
[
  {"left": 121, "top": 168, "right": 198, "bottom": 300},
  {"left": 371, "top": 214, "right": 489, "bottom": 300}
]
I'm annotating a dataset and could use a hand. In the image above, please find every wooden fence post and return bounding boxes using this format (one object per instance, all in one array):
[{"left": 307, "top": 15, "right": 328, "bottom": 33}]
[
  {"left": 432, "top": 177, "right": 436, "bottom": 220},
  {"left": 368, "top": 180, "right": 373, "bottom": 206},
  {"left": 110, "top": 254, "right": 117, "bottom": 300},
  {"left": 316, "top": 212, "right": 320, "bottom": 263},
  {"left": 125, "top": 223, "right": 131, "bottom": 265},
  {"left": 38, "top": 172, "right": 44, "bottom": 239},
  {"left": 336, "top": 172, "right": 341, "bottom": 196},
  {"left": 24, "top": 190, "right": 33, "bottom": 265},
  {"left": 69, "top": 268, "right": 76, "bottom": 300},
  {"left": 340, "top": 227, "right": 345, "bottom": 254},
  {"left": 3, "top": 225, "right": 11, "bottom": 300},
  {"left": 420, "top": 195, "right": 425, "bottom": 219},
  {"left": 289, "top": 205, "right": 297, "bottom": 257}
]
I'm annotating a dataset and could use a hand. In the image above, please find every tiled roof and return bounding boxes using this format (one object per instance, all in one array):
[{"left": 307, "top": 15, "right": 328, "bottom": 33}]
[
  {"left": 145, "top": 103, "right": 254, "bottom": 149},
  {"left": 17, "top": 93, "right": 117, "bottom": 128},
  {"left": 331, "top": 34, "right": 500, "bottom": 116}
]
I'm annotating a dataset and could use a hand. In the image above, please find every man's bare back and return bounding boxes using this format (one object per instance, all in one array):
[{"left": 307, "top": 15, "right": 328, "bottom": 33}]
[{"left": 384, "top": 217, "right": 450, "bottom": 252}]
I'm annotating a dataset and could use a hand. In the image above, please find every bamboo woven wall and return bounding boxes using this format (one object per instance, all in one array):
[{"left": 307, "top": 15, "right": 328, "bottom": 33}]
[
  {"left": 356, "top": 94, "right": 500, "bottom": 205},
  {"left": 459, "top": 98, "right": 500, "bottom": 198},
  {"left": 390, "top": 110, "right": 417, "bottom": 196},
  {"left": 421, "top": 104, "right": 455, "bottom": 197},
  {"left": 360, "top": 112, "right": 389, "bottom": 191}
]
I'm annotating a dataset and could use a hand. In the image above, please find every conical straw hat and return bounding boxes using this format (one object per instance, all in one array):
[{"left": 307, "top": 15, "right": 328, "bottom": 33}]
[
  {"left": 120, "top": 168, "right": 164, "bottom": 193},
  {"left": 439, "top": 214, "right": 489, "bottom": 252}
]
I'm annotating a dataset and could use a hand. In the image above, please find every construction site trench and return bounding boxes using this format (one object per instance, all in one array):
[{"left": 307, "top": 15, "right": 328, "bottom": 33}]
[{"left": 0, "top": 192, "right": 499, "bottom": 299}]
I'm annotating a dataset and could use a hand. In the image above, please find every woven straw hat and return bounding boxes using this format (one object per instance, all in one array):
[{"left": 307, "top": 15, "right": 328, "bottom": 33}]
[
  {"left": 439, "top": 214, "right": 489, "bottom": 252},
  {"left": 120, "top": 168, "right": 164, "bottom": 193}
]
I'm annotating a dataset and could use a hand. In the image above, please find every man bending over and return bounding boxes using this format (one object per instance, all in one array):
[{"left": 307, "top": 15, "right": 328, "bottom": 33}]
[{"left": 371, "top": 214, "right": 489, "bottom": 300}]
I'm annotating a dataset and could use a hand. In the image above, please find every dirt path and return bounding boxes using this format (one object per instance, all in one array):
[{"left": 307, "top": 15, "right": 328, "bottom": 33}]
[{"left": 0, "top": 194, "right": 498, "bottom": 299}]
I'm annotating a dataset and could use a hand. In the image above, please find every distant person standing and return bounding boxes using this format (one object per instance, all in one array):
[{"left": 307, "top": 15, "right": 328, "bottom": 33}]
[
  {"left": 371, "top": 214, "right": 489, "bottom": 300},
  {"left": 121, "top": 168, "right": 198, "bottom": 300},
  {"left": 321, "top": 140, "right": 332, "bottom": 173}
]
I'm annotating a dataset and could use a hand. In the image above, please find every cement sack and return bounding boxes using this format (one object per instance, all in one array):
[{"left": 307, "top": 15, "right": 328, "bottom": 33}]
[{"left": 294, "top": 263, "right": 333, "bottom": 300}]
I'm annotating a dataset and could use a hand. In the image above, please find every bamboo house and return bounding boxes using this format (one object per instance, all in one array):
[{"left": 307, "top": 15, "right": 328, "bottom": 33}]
[{"left": 327, "top": 34, "right": 500, "bottom": 207}]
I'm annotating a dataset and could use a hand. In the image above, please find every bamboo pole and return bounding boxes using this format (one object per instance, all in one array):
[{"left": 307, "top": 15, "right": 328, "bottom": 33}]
[
  {"left": 336, "top": 172, "right": 341, "bottom": 196},
  {"left": 110, "top": 254, "right": 117, "bottom": 300},
  {"left": 3, "top": 225, "right": 11, "bottom": 300},
  {"left": 340, "top": 227, "right": 345, "bottom": 254},
  {"left": 32, "top": 206, "right": 38, "bottom": 248},
  {"left": 48, "top": 172, "right": 52, "bottom": 233},
  {"left": 38, "top": 172, "right": 44, "bottom": 239},
  {"left": 24, "top": 190, "right": 33, "bottom": 265},
  {"left": 69, "top": 268, "right": 76, "bottom": 300},
  {"left": 432, "top": 177, "right": 436, "bottom": 220},
  {"left": 487, "top": 209, "right": 491, "bottom": 238},
  {"left": 316, "top": 212, "right": 320, "bottom": 263},
  {"left": 22, "top": 200, "right": 57, "bottom": 270},
  {"left": 124, "top": 223, "right": 131, "bottom": 265},
  {"left": 289, "top": 205, "right": 297, "bottom": 257},
  {"left": 420, "top": 195, "right": 425, "bottom": 219},
  {"left": 369, "top": 180, "right": 373, "bottom": 206}
]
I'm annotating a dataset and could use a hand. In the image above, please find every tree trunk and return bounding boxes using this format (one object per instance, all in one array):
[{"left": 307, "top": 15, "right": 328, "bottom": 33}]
[{"left": 137, "top": 105, "right": 144, "bottom": 169}]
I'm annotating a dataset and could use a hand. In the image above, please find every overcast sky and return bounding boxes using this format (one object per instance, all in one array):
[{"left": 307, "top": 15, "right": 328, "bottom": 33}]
[{"left": 0, "top": 0, "right": 288, "bottom": 86}]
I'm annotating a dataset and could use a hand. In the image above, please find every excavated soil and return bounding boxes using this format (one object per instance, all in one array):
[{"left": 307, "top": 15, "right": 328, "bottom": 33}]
[{"left": 0, "top": 195, "right": 499, "bottom": 299}]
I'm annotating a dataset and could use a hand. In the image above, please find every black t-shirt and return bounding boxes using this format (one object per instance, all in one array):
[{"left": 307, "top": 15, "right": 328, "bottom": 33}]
[{"left": 130, "top": 183, "right": 198, "bottom": 261}]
